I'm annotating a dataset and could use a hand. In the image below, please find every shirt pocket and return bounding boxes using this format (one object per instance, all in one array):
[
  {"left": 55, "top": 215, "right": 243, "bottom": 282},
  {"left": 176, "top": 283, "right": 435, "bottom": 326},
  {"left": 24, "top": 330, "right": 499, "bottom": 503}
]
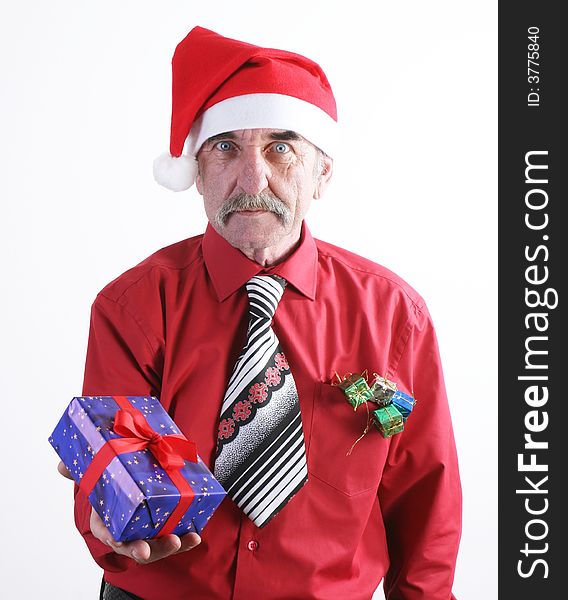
[{"left": 307, "top": 382, "right": 390, "bottom": 496}]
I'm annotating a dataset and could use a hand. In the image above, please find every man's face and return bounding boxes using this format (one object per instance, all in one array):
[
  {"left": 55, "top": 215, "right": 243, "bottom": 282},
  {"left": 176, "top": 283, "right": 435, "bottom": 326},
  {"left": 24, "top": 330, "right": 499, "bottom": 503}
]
[{"left": 195, "top": 128, "right": 331, "bottom": 254}]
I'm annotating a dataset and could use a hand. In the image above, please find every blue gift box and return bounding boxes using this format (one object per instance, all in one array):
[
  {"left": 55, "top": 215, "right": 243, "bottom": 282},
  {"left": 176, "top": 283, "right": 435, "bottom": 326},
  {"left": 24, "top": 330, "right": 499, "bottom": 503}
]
[
  {"left": 391, "top": 390, "right": 415, "bottom": 421},
  {"left": 49, "top": 395, "right": 226, "bottom": 542}
]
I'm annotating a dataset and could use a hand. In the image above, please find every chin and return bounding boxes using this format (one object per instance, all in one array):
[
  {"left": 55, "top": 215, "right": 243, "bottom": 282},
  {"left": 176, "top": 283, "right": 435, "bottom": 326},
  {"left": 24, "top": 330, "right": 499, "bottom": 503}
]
[
  {"left": 230, "top": 230, "right": 283, "bottom": 250},
  {"left": 223, "top": 219, "right": 289, "bottom": 250}
]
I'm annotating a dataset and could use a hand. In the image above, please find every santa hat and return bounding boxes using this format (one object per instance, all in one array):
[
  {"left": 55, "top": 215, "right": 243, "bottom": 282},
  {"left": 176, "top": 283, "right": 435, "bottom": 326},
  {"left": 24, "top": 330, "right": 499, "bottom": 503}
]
[{"left": 153, "top": 26, "right": 337, "bottom": 192}]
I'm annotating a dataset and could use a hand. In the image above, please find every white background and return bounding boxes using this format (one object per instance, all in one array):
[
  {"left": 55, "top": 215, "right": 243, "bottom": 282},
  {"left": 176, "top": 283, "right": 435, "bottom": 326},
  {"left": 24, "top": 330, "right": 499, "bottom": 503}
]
[{"left": 0, "top": 1, "right": 497, "bottom": 598}]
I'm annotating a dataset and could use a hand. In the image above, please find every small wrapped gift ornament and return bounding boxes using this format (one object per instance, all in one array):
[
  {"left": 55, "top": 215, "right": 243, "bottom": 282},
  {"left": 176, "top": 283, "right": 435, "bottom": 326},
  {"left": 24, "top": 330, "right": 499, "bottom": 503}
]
[
  {"left": 370, "top": 374, "right": 397, "bottom": 406},
  {"left": 372, "top": 404, "right": 404, "bottom": 438},
  {"left": 391, "top": 390, "right": 415, "bottom": 421},
  {"left": 49, "top": 395, "right": 226, "bottom": 542},
  {"left": 335, "top": 373, "right": 374, "bottom": 410}
]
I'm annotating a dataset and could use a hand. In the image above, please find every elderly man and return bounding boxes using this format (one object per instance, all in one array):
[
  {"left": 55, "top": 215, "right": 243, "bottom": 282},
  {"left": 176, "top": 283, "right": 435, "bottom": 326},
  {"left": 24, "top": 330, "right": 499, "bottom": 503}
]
[{"left": 62, "top": 26, "right": 461, "bottom": 600}]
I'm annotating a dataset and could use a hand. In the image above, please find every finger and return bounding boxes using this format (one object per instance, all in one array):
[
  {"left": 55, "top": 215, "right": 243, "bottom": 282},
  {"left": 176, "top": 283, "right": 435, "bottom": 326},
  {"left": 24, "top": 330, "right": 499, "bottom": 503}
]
[
  {"left": 120, "top": 532, "right": 201, "bottom": 562},
  {"left": 106, "top": 534, "right": 182, "bottom": 564},
  {"left": 110, "top": 531, "right": 202, "bottom": 563},
  {"left": 57, "top": 461, "right": 73, "bottom": 480},
  {"left": 90, "top": 505, "right": 200, "bottom": 564},
  {"left": 89, "top": 508, "right": 159, "bottom": 562},
  {"left": 89, "top": 509, "right": 150, "bottom": 560},
  {"left": 177, "top": 532, "right": 202, "bottom": 553},
  {"left": 107, "top": 535, "right": 180, "bottom": 564},
  {"left": 90, "top": 508, "right": 115, "bottom": 547},
  {"left": 109, "top": 538, "right": 154, "bottom": 562}
]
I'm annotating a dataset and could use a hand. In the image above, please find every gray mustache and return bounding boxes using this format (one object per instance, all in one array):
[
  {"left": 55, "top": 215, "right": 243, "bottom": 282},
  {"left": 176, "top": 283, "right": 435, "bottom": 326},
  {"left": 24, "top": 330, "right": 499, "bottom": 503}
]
[{"left": 216, "top": 192, "right": 291, "bottom": 225}]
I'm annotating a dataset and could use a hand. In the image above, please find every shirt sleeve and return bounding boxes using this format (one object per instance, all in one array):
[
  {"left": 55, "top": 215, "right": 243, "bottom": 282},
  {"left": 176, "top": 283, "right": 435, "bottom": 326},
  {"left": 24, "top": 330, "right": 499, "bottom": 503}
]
[
  {"left": 74, "top": 293, "right": 163, "bottom": 572},
  {"left": 379, "top": 303, "right": 462, "bottom": 600}
]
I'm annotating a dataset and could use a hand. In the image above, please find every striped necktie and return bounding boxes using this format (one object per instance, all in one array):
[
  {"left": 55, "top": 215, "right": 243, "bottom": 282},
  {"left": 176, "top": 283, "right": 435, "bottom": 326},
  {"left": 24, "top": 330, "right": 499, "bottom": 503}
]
[{"left": 214, "top": 274, "right": 308, "bottom": 528}]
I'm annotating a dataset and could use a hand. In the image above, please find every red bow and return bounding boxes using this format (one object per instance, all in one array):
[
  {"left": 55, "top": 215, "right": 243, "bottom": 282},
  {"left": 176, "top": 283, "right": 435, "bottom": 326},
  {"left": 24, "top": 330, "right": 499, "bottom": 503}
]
[{"left": 113, "top": 409, "right": 197, "bottom": 469}]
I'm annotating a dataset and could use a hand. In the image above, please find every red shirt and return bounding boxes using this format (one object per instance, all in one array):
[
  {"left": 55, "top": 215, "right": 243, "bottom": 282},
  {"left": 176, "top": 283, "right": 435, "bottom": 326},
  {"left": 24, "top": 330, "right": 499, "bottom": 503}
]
[{"left": 76, "top": 221, "right": 461, "bottom": 599}]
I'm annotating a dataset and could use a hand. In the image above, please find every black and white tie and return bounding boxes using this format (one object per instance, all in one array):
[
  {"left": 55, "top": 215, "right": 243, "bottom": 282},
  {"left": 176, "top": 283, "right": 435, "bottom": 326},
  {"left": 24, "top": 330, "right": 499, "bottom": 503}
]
[{"left": 214, "top": 274, "right": 307, "bottom": 528}]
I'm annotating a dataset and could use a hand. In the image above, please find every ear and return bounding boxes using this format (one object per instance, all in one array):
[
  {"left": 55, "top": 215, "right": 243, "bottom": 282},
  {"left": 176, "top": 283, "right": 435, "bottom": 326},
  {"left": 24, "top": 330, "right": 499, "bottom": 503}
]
[
  {"left": 195, "top": 162, "right": 203, "bottom": 195},
  {"left": 313, "top": 156, "right": 334, "bottom": 200}
]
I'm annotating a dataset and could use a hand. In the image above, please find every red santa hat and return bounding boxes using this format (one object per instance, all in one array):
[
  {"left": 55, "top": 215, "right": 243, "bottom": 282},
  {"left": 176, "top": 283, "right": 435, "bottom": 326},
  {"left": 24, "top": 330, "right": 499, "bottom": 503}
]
[{"left": 153, "top": 26, "right": 338, "bottom": 191}]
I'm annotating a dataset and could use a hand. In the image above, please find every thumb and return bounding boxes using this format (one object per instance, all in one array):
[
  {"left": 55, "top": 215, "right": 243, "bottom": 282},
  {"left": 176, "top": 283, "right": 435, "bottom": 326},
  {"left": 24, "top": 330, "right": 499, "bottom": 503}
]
[{"left": 57, "top": 460, "right": 73, "bottom": 480}]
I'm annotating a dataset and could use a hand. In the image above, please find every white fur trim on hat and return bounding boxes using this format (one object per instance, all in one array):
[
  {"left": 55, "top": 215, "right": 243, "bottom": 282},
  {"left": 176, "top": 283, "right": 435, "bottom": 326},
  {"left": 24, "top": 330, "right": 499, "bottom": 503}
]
[
  {"left": 186, "top": 93, "right": 337, "bottom": 158},
  {"left": 152, "top": 153, "right": 198, "bottom": 192}
]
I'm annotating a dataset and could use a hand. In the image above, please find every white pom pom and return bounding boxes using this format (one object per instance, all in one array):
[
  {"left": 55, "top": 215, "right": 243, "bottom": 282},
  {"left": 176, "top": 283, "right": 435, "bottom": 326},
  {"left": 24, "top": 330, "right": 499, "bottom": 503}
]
[{"left": 153, "top": 153, "right": 198, "bottom": 192}]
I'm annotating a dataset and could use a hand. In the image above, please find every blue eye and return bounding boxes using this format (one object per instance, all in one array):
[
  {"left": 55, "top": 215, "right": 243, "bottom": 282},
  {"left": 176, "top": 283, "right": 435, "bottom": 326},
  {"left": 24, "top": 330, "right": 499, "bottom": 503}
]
[
  {"left": 215, "top": 141, "right": 233, "bottom": 151},
  {"left": 273, "top": 142, "right": 290, "bottom": 153}
]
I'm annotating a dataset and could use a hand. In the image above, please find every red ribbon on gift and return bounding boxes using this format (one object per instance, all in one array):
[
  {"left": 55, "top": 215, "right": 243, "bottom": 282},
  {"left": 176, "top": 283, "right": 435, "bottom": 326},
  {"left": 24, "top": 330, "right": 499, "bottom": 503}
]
[
  {"left": 79, "top": 395, "right": 197, "bottom": 537},
  {"left": 113, "top": 408, "right": 197, "bottom": 469}
]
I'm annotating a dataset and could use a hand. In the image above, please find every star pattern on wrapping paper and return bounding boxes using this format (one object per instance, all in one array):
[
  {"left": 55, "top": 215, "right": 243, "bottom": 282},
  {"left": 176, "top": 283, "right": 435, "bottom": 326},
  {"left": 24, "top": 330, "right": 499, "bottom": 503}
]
[{"left": 51, "top": 395, "right": 225, "bottom": 542}]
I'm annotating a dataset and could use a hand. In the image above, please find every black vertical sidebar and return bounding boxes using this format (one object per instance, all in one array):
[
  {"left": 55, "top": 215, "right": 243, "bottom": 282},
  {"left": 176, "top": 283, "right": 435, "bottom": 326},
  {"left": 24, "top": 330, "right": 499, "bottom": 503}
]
[{"left": 499, "top": 2, "right": 566, "bottom": 598}]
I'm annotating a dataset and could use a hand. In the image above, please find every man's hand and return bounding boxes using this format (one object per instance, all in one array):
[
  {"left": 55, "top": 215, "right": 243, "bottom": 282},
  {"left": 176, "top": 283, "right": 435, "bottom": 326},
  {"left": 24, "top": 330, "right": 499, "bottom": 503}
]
[
  {"left": 57, "top": 460, "right": 201, "bottom": 563},
  {"left": 90, "top": 509, "right": 201, "bottom": 564}
]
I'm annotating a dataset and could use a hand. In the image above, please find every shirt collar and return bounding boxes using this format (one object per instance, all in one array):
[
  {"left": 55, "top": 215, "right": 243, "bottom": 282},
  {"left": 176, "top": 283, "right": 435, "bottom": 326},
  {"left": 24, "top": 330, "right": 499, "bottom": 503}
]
[{"left": 202, "top": 220, "right": 317, "bottom": 302}]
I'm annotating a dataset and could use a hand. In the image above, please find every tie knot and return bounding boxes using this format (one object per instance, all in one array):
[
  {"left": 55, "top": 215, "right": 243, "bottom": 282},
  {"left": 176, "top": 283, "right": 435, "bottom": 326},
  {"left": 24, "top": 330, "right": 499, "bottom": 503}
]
[{"left": 246, "top": 275, "right": 286, "bottom": 320}]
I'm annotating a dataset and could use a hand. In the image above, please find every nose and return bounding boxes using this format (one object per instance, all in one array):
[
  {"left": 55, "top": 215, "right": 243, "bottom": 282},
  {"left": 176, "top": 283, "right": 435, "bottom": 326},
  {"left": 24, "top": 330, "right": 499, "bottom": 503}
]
[{"left": 235, "top": 149, "right": 271, "bottom": 195}]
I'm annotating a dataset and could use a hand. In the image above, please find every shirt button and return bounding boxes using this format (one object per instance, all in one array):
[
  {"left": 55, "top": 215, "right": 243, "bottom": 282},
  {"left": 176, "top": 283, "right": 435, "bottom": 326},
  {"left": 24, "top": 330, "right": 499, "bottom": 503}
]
[{"left": 247, "top": 540, "right": 259, "bottom": 551}]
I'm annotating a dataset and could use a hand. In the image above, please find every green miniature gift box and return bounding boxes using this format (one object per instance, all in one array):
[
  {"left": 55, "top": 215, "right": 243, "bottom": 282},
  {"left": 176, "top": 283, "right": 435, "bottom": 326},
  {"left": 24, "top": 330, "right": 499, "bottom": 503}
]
[
  {"left": 372, "top": 404, "right": 404, "bottom": 438},
  {"left": 337, "top": 374, "right": 374, "bottom": 410}
]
